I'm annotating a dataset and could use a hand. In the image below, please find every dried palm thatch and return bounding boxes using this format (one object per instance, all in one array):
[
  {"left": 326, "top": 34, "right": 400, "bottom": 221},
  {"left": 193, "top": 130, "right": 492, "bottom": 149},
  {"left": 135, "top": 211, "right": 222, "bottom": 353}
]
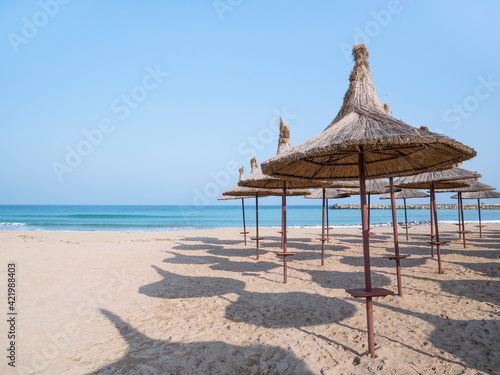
[
  {"left": 394, "top": 166, "right": 480, "bottom": 189},
  {"left": 222, "top": 166, "right": 284, "bottom": 197},
  {"left": 217, "top": 195, "right": 253, "bottom": 200},
  {"left": 451, "top": 190, "right": 500, "bottom": 199},
  {"left": 338, "top": 178, "right": 399, "bottom": 195},
  {"left": 224, "top": 162, "right": 310, "bottom": 197},
  {"left": 380, "top": 189, "right": 429, "bottom": 200},
  {"left": 239, "top": 120, "right": 330, "bottom": 189},
  {"left": 435, "top": 179, "right": 495, "bottom": 193},
  {"left": 305, "top": 188, "right": 350, "bottom": 199},
  {"left": 261, "top": 43, "right": 476, "bottom": 180}
]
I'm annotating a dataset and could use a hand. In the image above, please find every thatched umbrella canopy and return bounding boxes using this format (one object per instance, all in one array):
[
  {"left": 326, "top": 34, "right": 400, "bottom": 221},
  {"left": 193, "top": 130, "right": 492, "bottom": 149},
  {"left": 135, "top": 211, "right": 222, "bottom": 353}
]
[
  {"left": 305, "top": 188, "right": 350, "bottom": 244},
  {"left": 260, "top": 43, "right": 476, "bottom": 358},
  {"left": 305, "top": 188, "right": 349, "bottom": 199},
  {"left": 394, "top": 167, "right": 480, "bottom": 190},
  {"left": 394, "top": 166, "right": 479, "bottom": 268},
  {"left": 380, "top": 189, "right": 429, "bottom": 200},
  {"left": 435, "top": 179, "right": 495, "bottom": 193},
  {"left": 380, "top": 189, "right": 429, "bottom": 240},
  {"left": 239, "top": 119, "right": 327, "bottom": 283},
  {"left": 452, "top": 190, "right": 500, "bottom": 199},
  {"left": 439, "top": 179, "right": 496, "bottom": 242}
]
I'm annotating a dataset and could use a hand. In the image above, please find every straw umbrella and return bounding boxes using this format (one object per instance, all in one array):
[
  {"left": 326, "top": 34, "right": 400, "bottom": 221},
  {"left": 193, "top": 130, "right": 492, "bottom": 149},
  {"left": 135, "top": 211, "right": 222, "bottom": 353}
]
[
  {"left": 261, "top": 43, "right": 476, "bottom": 357},
  {"left": 305, "top": 188, "right": 351, "bottom": 244},
  {"left": 380, "top": 189, "right": 429, "bottom": 240},
  {"left": 238, "top": 119, "right": 326, "bottom": 283},
  {"left": 395, "top": 166, "right": 478, "bottom": 272},
  {"left": 436, "top": 178, "right": 495, "bottom": 246},
  {"left": 451, "top": 190, "right": 500, "bottom": 238},
  {"left": 227, "top": 158, "right": 310, "bottom": 263},
  {"left": 222, "top": 168, "right": 300, "bottom": 260}
]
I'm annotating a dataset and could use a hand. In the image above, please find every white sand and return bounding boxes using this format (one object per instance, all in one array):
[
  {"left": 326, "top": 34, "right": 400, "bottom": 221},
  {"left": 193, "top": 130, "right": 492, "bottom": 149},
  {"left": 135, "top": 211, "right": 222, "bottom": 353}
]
[{"left": 0, "top": 223, "right": 499, "bottom": 374}]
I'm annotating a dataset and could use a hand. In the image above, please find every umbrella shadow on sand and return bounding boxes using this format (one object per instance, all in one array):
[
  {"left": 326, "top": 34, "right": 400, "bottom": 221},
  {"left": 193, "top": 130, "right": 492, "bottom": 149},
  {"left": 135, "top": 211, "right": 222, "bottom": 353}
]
[
  {"left": 449, "top": 261, "right": 500, "bottom": 278},
  {"left": 375, "top": 302, "right": 499, "bottom": 374},
  {"left": 140, "top": 266, "right": 358, "bottom": 330},
  {"left": 88, "top": 309, "right": 315, "bottom": 375},
  {"left": 293, "top": 268, "right": 391, "bottom": 290},
  {"left": 162, "top": 251, "right": 280, "bottom": 273},
  {"left": 339, "top": 255, "right": 427, "bottom": 269}
]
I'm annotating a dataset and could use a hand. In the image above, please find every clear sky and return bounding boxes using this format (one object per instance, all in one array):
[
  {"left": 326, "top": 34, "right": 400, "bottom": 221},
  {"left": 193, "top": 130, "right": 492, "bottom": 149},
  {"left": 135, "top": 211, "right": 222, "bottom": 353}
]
[{"left": 1, "top": 0, "right": 499, "bottom": 206}]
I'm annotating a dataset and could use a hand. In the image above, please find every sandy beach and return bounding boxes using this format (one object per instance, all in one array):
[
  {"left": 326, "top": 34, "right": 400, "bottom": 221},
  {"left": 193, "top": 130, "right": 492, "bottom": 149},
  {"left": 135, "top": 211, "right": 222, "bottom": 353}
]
[{"left": 1, "top": 223, "right": 499, "bottom": 374}]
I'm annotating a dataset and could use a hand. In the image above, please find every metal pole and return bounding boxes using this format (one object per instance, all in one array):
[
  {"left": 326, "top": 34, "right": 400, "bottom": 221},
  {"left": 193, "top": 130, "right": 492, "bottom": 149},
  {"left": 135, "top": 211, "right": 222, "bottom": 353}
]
[
  {"left": 460, "top": 192, "right": 466, "bottom": 248},
  {"left": 281, "top": 185, "right": 285, "bottom": 250},
  {"left": 358, "top": 152, "right": 375, "bottom": 358},
  {"left": 429, "top": 193, "right": 434, "bottom": 257},
  {"left": 326, "top": 198, "right": 330, "bottom": 243},
  {"left": 242, "top": 198, "right": 247, "bottom": 245},
  {"left": 283, "top": 180, "right": 288, "bottom": 283},
  {"left": 321, "top": 188, "right": 326, "bottom": 266},
  {"left": 431, "top": 184, "right": 443, "bottom": 274},
  {"left": 389, "top": 177, "right": 403, "bottom": 297},
  {"left": 457, "top": 193, "right": 462, "bottom": 240},
  {"left": 478, "top": 198, "right": 482, "bottom": 238},
  {"left": 368, "top": 193, "right": 371, "bottom": 231},
  {"left": 255, "top": 193, "right": 259, "bottom": 260},
  {"left": 404, "top": 198, "right": 409, "bottom": 241}
]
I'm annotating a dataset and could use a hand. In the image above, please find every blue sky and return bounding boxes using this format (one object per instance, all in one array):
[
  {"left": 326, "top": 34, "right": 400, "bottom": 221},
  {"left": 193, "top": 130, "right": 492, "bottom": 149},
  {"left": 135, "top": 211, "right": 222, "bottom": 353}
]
[{"left": 1, "top": 0, "right": 499, "bottom": 205}]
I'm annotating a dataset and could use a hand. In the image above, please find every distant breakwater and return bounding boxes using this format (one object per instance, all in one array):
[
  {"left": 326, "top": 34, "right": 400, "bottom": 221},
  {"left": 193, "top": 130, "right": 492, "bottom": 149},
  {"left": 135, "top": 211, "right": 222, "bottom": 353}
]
[{"left": 330, "top": 203, "right": 500, "bottom": 210}]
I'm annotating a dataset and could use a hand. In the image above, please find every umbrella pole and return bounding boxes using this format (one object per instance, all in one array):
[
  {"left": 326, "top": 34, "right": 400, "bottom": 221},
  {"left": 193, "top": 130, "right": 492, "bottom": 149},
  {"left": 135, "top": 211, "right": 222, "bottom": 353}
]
[
  {"left": 404, "top": 198, "right": 409, "bottom": 241},
  {"left": 368, "top": 193, "right": 372, "bottom": 235},
  {"left": 431, "top": 184, "right": 443, "bottom": 274},
  {"left": 429, "top": 194, "right": 434, "bottom": 257},
  {"left": 460, "top": 192, "right": 466, "bottom": 248},
  {"left": 242, "top": 198, "right": 247, "bottom": 245},
  {"left": 255, "top": 193, "right": 259, "bottom": 260},
  {"left": 321, "top": 188, "right": 326, "bottom": 266},
  {"left": 478, "top": 198, "right": 483, "bottom": 238},
  {"left": 359, "top": 153, "right": 375, "bottom": 358},
  {"left": 281, "top": 186, "right": 284, "bottom": 250},
  {"left": 283, "top": 181, "right": 288, "bottom": 283},
  {"left": 389, "top": 178, "right": 403, "bottom": 297},
  {"left": 326, "top": 198, "right": 330, "bottom": 243},
  {"left": 457, "top": 194, "right": 462, "bottom": 240}
]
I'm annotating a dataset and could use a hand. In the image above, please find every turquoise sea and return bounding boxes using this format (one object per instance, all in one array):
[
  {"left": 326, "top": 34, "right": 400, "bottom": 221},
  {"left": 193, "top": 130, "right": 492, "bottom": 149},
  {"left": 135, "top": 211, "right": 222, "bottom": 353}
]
[{"left": 0, "top": 205, "right": 499, "bottom": 232}]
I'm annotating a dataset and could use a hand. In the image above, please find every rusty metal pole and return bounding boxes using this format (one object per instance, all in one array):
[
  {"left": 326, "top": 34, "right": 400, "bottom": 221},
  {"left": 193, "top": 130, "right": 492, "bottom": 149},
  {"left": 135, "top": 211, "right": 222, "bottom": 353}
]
[
  {"left": 429, "top": 193, "right": 435, "bottom": 257},
  {"left": 478, "top": 198, "right": 483, "bottom": 238},
  {"left": 460, "top": 192, "right": 466, "bottom": 248},
  {"left": 358, "top": 152, "right": 375, "bottom": 358},
  {"left": 431, "top": 184, "right": 443, "bottom": 274},
  {"left": 389, "top": 177, "right": 403, "bottom": 297},
  {"left": 367, "top": 192, "right": 371, "bottom": 232},
  {"left": 404, "top": 198, "right": 409, "bottom": 241},
  {"left": 457, "top": 193, "right": 462, "bottom": 240},
  {"left": 326, "top": 198, "right": 330, "bottom": 243},
  {"left": 321, "top": 188, "right": 326, "bottom": 266},
  {"left": 283, "top": 180, "right": 288, "bottom": 283},
  {"left": 281, "top": 184, "right": 285, "bottom": 250},
  {"left": 242, "top": 198, "right": 247, "bottom": 245},
  {"left": 255, "top": 193, "right": 259, "bottom": 260}
]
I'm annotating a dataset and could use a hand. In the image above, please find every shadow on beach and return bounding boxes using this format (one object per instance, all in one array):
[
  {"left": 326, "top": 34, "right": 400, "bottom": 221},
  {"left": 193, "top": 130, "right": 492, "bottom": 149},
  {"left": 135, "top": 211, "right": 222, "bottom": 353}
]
[
  {"left": 139, "top": 266, "right": 358, "bottom": 329},
  {"left": 88, "top": 309, "right": 315, "bottom": 375},
  {"left": 375, "top": 303, "right": 499, "bottom": 374}
]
